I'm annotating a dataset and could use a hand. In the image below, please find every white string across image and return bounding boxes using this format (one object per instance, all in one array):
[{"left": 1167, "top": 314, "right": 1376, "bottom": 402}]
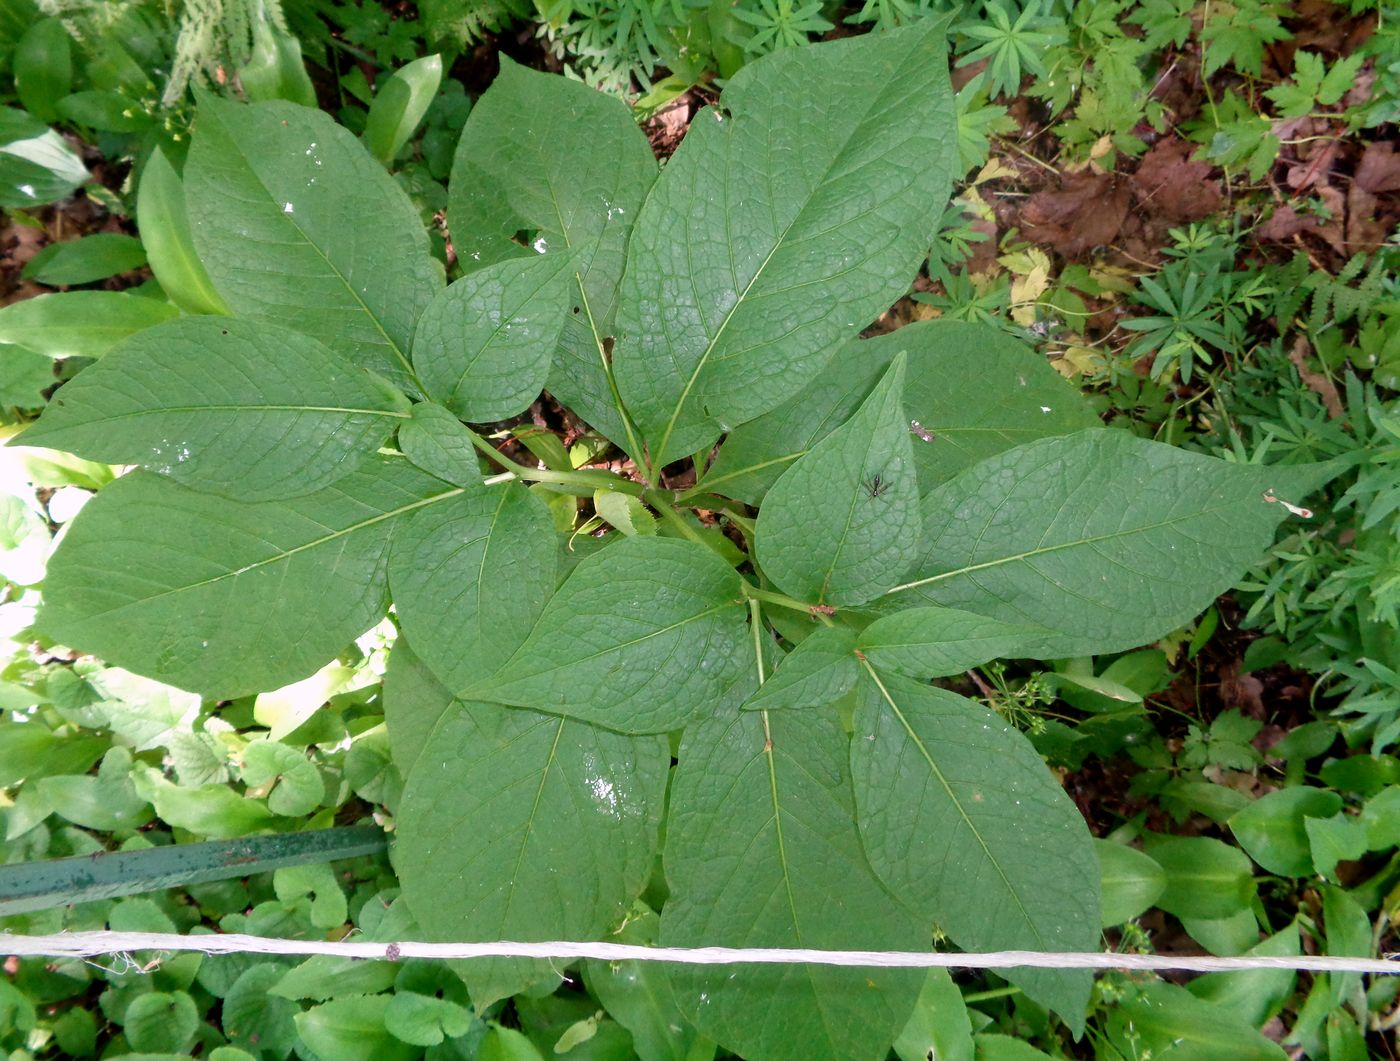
[{"left": 5, "top": 932, "right": 1399, "bottom": 976}]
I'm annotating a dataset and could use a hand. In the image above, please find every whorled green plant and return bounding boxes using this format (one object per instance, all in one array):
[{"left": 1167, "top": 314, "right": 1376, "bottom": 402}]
[{"left": 16, "top": 23, "right": 1334, "bottom": 1059}]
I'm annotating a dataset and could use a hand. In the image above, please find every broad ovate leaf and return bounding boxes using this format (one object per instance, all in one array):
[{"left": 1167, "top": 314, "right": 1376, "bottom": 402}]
[
  {"left": 449, "top": 58, "right": 657, "bottom": 449},
  {"left": 703, "top": 320, "right": 1098, "bottom": 505},
  {"left": 856, "top": 606, "right": 1051, "bottom": 678},
  {"left": 614, "top": 23, "right": 956, "bottom": 467},
  {"left": 661, "top": 707, "right": 924, "bottom": 1061},
  {"left": 851, "top": 672, "right": 1097, "bottom": 1029},
  {"left": 412, "top": 250, "right": 579, "bottom": 422},
  {"left": 41, "top": 456, "right": 458, "bottom": 698},
  {"left": 389, "top": 483, "right": 558, "bottom": 695},
  {"left": 755, "top": 354, "right": 919, "bottom": 606},
  {"left": 886, "top": 430, "right": 1339, "bottom": 657},
  {"left": 19, "top": 317, "right": 407, "bottom": 501},
  {"left": 382, "top": 638, "right": 456, "bottom": 775},
  {"left": 396, "top": 402, "right": 485, "bottom": 489},
  {"left": 186, "top": 96, "right": 441, "bottom": 390},
  {"left": 398, "top": 701, "right": 667, "bottom": 1008},
  {"left": 468, "top": 536, "right": 749, "bottom": 733},
  {"left": 741, "top": 625, "right": 857, "bottom": 711}
]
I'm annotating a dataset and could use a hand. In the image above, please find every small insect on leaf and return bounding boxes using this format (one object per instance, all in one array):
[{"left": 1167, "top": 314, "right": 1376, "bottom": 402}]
[
  {"left": 864, "top": 474, "right": 887, "bottom": 499},
  {"left": 1263, "top": 489, "right": 1313, "bottom": 519},
  {"left": 909, "top": 419, "right": 935, "bottom": 443}
]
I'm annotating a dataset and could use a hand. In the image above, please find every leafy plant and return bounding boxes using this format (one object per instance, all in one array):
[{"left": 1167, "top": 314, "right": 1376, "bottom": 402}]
[{"left": 14, "top": 24, "right": 1338, "bottom": 1061}]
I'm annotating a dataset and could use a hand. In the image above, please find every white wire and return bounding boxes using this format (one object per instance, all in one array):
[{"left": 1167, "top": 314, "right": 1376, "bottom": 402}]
[{"left": 4, "top": 932, "right": 1398, "bottom": 975}]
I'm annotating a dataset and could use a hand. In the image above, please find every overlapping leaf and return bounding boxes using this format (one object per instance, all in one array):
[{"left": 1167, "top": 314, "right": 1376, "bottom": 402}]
[
  {"left": 389, "top": 483, "right": 558, "bottom": 695},
  {"left": 19, "top": 318, "right": 406, "bottom": 501},
  {"left": 396, "top": 402, "right": 485, "bottom": 489},
  {"left": 741, "top": 626, "right": 857, "bottom": 711},
  {"left": 614, "top": 22, "right": 956, "bottom": 467},
  {"left": 856, "top": 606, "right": 1051, "bottom": 678},
  {"left": 703, "top": 320, "right": 1098, "bottom": 504},
  {"left": 468, "top": 537, "right": 749, "bottom": 733},
  {"left": 42, "top": 457, "right": 458, "bottom": 698},
  {"left": 186, "top": 96, "right": 441, "bottom": 390},
  {"left": 885, "top": 430, "right": 1338, "bottom": 656},
  {"left": 398, "top": 701, "right": 667, "bottom": 1008},
  {"left": 449, "top": 58, "right": 657, "bottom": 449},
  {"left": 756, "top": 355, "right": 920, "bottom": 605},
  {"left": 850, "top": 671, "right": 1097, "bottom": 1028},
  {"left": 412, "top": 250, "right": 579, "bottom": 422},
  {"left": 661, "top": 707, "right": 925, "bottom": 1061}
]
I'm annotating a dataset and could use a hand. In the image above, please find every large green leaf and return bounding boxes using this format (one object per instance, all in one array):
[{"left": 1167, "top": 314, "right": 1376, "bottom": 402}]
[
  {"left": 186, "top": 96, "right": 441, "bottom": 390},
  {"left": 41, "top": 456, "right": 458, "bottom": 698},
  {"left": 398, "top": 701, "right": 667, "bottom": 1008},
  {"left": 613, "top": 24, "right": 956, "bottom": 468},
  {"left": 449, "top": 58, "right": 657, "bottom": 449},
  {"left": 856, "top": 606, "right": 1050, "bottom": 678},
  {"left": 18, "top": 317, "right": 406, "bottom": 501},
  {"left": 850, "top": 672, "right": 1096, "bottom": 1029},
  {"left": 755, "top": 354, "right": 920, "bottom": 606},
  {"left": 660, "top": 707, "right": 925, "bottom": 1061},
  {"left": 702, "top": 321, "right": 1099, "bottom": 505},
  {"left": 382, "top": 638, "right": 456, "bottom": 775},
  {"left": 389, "top": 483, "right": 558, "bottom": 694},
  {"left": 468, "top": 536, "right": 749, "bottom": 733},
  {"left": 0, "top": 291, "right": 177, "bottom": 359},
  {"left": 412, "top": 250, "right": 579, "bottom": 422},
  {"left": 885, "top": 431, "right": 1338, "bottom": 657}
]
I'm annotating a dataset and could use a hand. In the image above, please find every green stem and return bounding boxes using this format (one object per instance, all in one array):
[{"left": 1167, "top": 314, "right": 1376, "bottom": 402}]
[
  {"left": 962, "top": 985, "right": 1023, "bottom": 1004},
  {"left": 645, "top": 489, "right": 711, "bottom": 548},
  {"left": 465, "top": 427, "right": 643, "bottom": 496},
  {"left": 741, "top": 583, "right": 831, "bottom": 622}
]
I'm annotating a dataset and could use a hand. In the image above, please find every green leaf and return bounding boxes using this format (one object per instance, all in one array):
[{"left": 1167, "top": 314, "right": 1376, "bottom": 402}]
[
  {"left": 382, "top": 637, "right": 456, "bottom": 775},
  {"left": 389, "top": 483, "right": 558, "bottom": 695},
  {"left": 892, "top": 969, "right": 973, "bottom": 1061},
  {"left": 136, "top": 147, "right": 231, "bottom": 316},
  {"left": 887, "top": 431, "right": 1338, "bottom": 657},
  {"left": 1188, "top": 922, "right": 1299, "bottom": 1028},
  {"left": 41, "top": 456, "right": 458, "bottom": 698},
  {"left": 704, "top": 321, "right": 1098, "bottom": 504},
  {"left": 384, "top": 990, "right": 476, "bottom": 1046},
  {"left": 0, "top": 107, "right": 88, "bottom": 208},
  {"left": 614, "top": 23, "right": 955, "bottom": 467},
  {"left": 974, "top": 1035, "right": 1054, "bottom": 1061},
  {"left": 1095, "top": 839, "right": 1165, "bottom": 927},
  {"left": 480, "top": 1025, "right": 547, "bottom": 1061},
  {"left": 398, "top": 701, "right": 667, "bottom": 1008},
  {"left": 223, "top": 963, "right": 299, "bottom": 1056},
  {"left": 296, "top": 996, "right": 417, "bottom": 1061},
  {"left": 755, "top": 354, "right": 920, "bottom": 605},
  {"left": 1229, "top": 787, "right": 1343, "bottom": 877},
  {"left": 1306, "top": 813, "right": 1369, "bottom": 879},
  {"left": 122, "top": 991, "right": 198, "bottom": 1053},
  {"left": 364, "top": 54, "right": 443, "bottom": 164},
  {"left": 241, "top": 741, "right": 324, "bottom": 816},
  {"left": 396, "top": 401, "right": 484, "bottom": 489},
  {"left": 449, "top": 57, "right": 657, "bottom": 450},
  {"left": 412, "top": 249, "right": 578, "bottom": 422},
  {"left": 1106, "top": 981, "right": 1286, "bottom": 1061},
  {"left": 850, "top": 672, "right": 1096, "bottom": 1029},
  {"left": 469, "top": 536, "right": 749, "bottom": 733},
  {"left": 1148, "top": 836, "right": 1255, "bottom": 920},
  {"left": 0, "top": 343, "right": 53, "bottom": 408},
  {"left": 594, "top": 489, "right": 657, "bottom": 536},
  {"left": 23, "top": 233, "right": 146, "bottom": 286},
  {"left": 131, "top": 766, "right": 275, "bottom": 838},
  {"left": 1322, "top": 885, "right": 1371, "bottom": 1009},
  {"left": 19, "top": 317, "right": 406, "bottom": 501},
  {"left": 660, "top": 708, "right": 925, "bottom": 1061},
  {"left": 856, "top": 606, "right": 1049, "bottom": 679},
  {"left": 14, "top": 19, "right": 72, "bottom": 123},
  {"left": 0, "top": 291, "right": 177, "bottom": 359},
  {"left": 271, "top": 954, "right": 400, "bottom": 1001},
  {"left": 186, "top": 95, "right": 442, "bottom": 390},
  {"left": 741, "top": 625, "right": 857, "bottom": 711}
]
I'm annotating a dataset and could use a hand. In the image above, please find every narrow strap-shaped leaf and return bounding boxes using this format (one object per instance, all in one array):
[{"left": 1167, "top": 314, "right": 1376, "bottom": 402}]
[
  {"left": 703, "top": 320, "right": 1098, "bottom": 504},
  {"left": 412, "top": 249, "right": 579, "bottom": 422},
  {"left": 397, "top": 701, "right": 667, "bottom": 1009},
  {"left": 741, "top": 625, "right": 858, "bottom": 711},
  {"left": 449, "top": 58, "right": 657, "bottom": 452},
  {"left": 186, "top": 95, "right": 442, "bottom": 391},
  {"left": 885, "top": 431, "right": 1340, "bottom": 657},
  {"left": 0, "top": 291, "right": 177, "bottom": 359},
  {"left": 389, "top": 483, "right": 558, "bottom": 695},
  {"left": 660, "top": 707, "right": 925, "bottom": 1061},
  {"left": 856, "top": 606, "right": 1052, "bottom": 678},
  {"left": 136, "top": 146, "right": 230, "bottom": 315},
  {"left": 0, "top": 827, "right": 385, "bottom": 916},
  {"left": 468, "top": 536, "right": 750, "bottom": 733},
  {"left": 614, "top": 23, "right": 956, "bottom": 468},
  {"left": 850, "top": 670, "right": 1096, "bottom": 1031},
  {"left": 755, "top": 354, "right": 920, "bottom": 605},
  {"left": 41, "top": 456, "right": 460, "bottom": 698},
  {"left": 18, "top": 317, "right": 407, "bottom": 501}
]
